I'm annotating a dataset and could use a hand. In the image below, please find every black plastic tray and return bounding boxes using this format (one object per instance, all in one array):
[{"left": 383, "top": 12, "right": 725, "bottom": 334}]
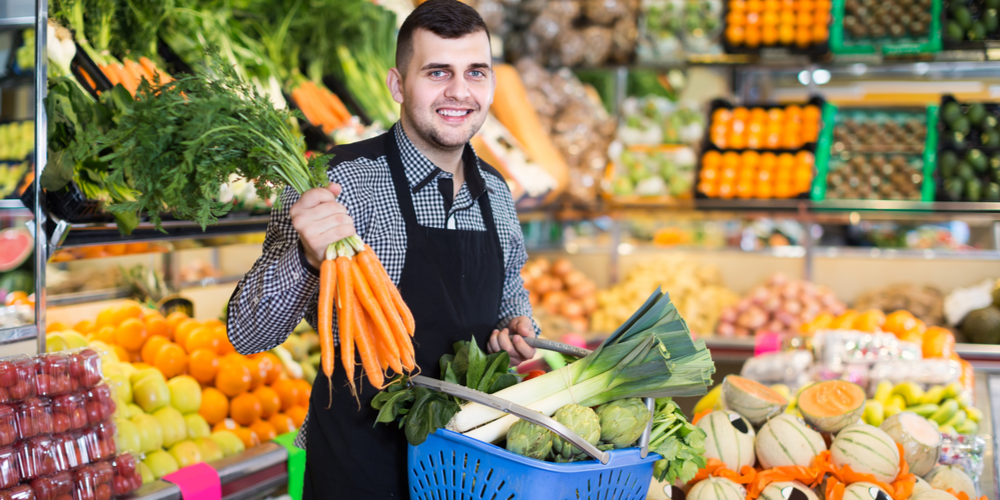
[
  {"left": 935, "top": 94, "right": 1000, "bottom": 201},
  {"left": 720, "top": 0, "right": 832, "bottom": 59},
  {"left": 940, "top": 0, "right": 1000, "bottom": 51}
]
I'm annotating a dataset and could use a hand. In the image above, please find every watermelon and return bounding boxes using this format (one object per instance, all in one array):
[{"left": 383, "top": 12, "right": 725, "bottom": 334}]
[
  {"left": 759, "top": 481, "right": 819, "bottom": 500},
  {"left": 687, "top": 476, "right": 746, "bottom": 500},
  {"left": 697, "top": 410, "right": 756, "bottom": 470},
  {"left": 843, "top": 482, "right": 892, "bottom": 500},
  {"left": 924, "top": 466, "right": 976, "bottom": 499},
  {"left": 723, "top": 375, "right": 788, "bottom": 427},
  {"left": 755, "top": 414, "right": 826, "bottom": 468},
  {"left": 831, "top": 423, "right": 900, "bottom": 483},
  {"left": 910, "top": 490, "right": 956, "bottom": 500},
  {"left": 880, "top": 412, "right": 942, "bottom": 476},
  {"left": 798, "top": 380, "right": 866, "bottom": 433},
  {"left": 0, "top": 227, "right": 32, "bottom": 272}
]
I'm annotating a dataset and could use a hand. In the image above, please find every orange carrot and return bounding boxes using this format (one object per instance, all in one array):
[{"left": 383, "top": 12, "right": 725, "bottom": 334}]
[
  {"left": 99, "top": 65, "right": 121, "bottom": 87},
  {"left": 349, "top": 259, "right": 402, "bottom": 374},
  {"left": 122, "top": 60, "right": 146, "bottom": 87},
  {"left": 335, "top": 255, "right": 356, "bottom": 399},
  {"left": 352, "top": 298, "right": 384, "bottom": 389},
  {"left": 366, "top": 244, "right": 415, "bottom": 335},
  {"left": 80, "top": 70, "right": 98, "bottom": 93},
  {"left": 318, "top": 255, "right": 336, "bottom": 404},
  {"left": 365, "top": 309, "right": 389, "bottom": 371},
  {"left": 113, "top": 62, "right": 138, "bottom": 96},
  {"left": 355, "top": 246, "right": 412, "bottom": 358},
  {"left": 127, "top": 58, "right": 155, "bottom": 85},
  {"left": 292, "top": 85, "right": 327, "bottom": 130},
  {"left": 320, "top": 85, "right": 350, "bottom": 124},
  {"left": 305, "top": 81, "right": 342, "bottom": 133}
]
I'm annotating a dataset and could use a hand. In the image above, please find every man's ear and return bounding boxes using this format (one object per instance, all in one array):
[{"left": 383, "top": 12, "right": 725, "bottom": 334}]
[{"left": 387, "top": 67, "right": 405, "bottom": 105}]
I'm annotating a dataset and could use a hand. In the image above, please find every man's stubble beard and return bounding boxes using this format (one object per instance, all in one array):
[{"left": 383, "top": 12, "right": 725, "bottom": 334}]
[{"left": 402, "top": 87, "right": 484, "bottom": 151}]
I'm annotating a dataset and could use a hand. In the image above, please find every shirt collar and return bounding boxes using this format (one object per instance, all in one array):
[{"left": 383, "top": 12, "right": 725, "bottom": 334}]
[{"left": 394, "top": 122, "right": 486, "bottom": 200}]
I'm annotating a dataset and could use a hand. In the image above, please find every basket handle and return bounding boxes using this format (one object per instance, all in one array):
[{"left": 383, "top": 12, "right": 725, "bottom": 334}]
[{"left": 409, "top": 375, "right": 611, "bottom": 465}]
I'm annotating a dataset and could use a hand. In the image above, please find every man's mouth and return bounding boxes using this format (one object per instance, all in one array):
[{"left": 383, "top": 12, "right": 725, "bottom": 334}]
[{"left": 437, "top": 108, "right": 473, "bottom": 117}]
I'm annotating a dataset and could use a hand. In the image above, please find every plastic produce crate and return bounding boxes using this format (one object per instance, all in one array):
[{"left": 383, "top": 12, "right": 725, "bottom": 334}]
[{"left": 830, "top": 0, "right": 943, "bottom": 54}]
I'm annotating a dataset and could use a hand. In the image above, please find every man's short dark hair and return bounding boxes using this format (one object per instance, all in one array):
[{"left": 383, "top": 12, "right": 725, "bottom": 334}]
[{"left": 395, "top": 0, "right": 491, "bottom": 74}]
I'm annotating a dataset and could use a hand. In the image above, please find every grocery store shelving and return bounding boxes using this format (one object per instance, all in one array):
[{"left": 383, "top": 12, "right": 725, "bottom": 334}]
[
  {"left": 53, "top": 215, "right": 271, "bottom": 249},
  {"left": 0, "top": 199, "right": 27, "bottom": 209},
  {"left": 47, "top": 288, "right": 131, "bottom": 307},
  {"left": 0, "top": 325, "right": 35, "bottom": 344}
]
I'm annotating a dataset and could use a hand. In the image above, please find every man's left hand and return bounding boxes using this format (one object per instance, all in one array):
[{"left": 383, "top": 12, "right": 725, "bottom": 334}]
[{"left": 487, "top": 316, "right": 536, "bottom": 366}]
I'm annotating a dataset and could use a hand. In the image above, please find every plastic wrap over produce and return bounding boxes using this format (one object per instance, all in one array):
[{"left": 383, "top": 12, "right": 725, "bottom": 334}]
[
  {"left": 813, "top": 330, "right": 922, "bottom": 367},
  {"left": 939, "top": 433, "right": 986, "bottom": 488},
  {"left": 740, "top": 350, "right": 813, "bottom": 391},
  {"left": 868, "top": 358, "right": 962, "bottom": 390}
]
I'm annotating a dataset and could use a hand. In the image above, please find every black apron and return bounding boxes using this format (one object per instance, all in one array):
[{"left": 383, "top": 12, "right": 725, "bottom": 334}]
[{"left": 303, "top": 127, "right": 506, "bottom": 499}]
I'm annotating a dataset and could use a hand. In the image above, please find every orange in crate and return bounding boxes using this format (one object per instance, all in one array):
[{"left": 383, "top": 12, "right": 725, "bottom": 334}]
[
  {"left": 189, "top": 349, "right": 220, "bottom": 384},
  {"left": 230, "top": 393, "right": 263, "bottom": 426},
  {"left": 254, "top": 386, "right": 281, "bottom": 419},
  {"left": 200, "top": 387, "right": 230, "bottom": 425},
  {"left": 216, "top": 361, "right": 252, "bottom": 397},
  {"left": 268, "top": 413, "right": 296, "bottom": 435},
  {"left": 250, "top": 420, "right": 277, "bottom": 442}
]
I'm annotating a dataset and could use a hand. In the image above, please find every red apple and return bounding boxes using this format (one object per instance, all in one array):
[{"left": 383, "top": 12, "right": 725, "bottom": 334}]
[
  {"left": 0, "top": 361, "right": 16, "bottom": 388},
  {"left": 2, "top": 485, "right": 36, "bottom": 500},
  {"left": 95, "top": 483, "right": 112, "bottom": 500},
  {"left": 0, "top": 446, "right": 19, "bottom": 489},
  {"left": 114, "top": 454, "right": 137, "bottom": 478}
]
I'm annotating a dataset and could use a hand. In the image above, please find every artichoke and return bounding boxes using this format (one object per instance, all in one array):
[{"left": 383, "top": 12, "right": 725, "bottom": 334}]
[
  {"left": 506, "top": 417, "right": 554, "bottom": 461},
  {"left": 551, "top": 404, "right": 601, "bottom": 461},
  {"left": 597, "top": 398, "right": 652, "bottom": 449}
]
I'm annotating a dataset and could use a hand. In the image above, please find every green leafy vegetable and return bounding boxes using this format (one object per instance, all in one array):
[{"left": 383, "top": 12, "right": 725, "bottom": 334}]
[{"left": 649, "top": 398, "right": 707, "bottom": 484}]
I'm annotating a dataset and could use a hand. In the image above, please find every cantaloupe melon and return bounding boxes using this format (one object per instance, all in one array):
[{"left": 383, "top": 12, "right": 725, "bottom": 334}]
[
  {"left": 924, "top": 466, "right": 976, "bottom": 499},
  {"left": 831, "top": 423, "right": 901, "bottom": 483},
  {"left": 910, "top": 489, "right": 956, "bottom": 500},
  {"left": 723, "top": 375, "right": 788, "bottom": 427},
  {"left": 687, "top": 476, "right": 746, "bottom": 500},
  {"left": 755, "top": 414, "right": 826, "bottom": 468},
  {"left": 798, "top": 380, "right": 865, "bottom": 433},
  {"left": 912, "top": 476, "right": 933, "bottom": 495},
  {"left": 759, "top": 481, "right": 819, "bottom": 500},
  {"left": 697, "top": 410, "right": 756, "bottom": 470},
  {"left": 843, "top": 482, "right": 892, "bottom": 500},
  {"left": 880, "top": 412, "right": 942, "bottom": 477}
]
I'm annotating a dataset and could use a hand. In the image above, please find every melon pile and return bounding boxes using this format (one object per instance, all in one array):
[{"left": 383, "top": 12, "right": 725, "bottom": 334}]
[{"left": 684, "top": 376, "right": 982, "bottom": 500}]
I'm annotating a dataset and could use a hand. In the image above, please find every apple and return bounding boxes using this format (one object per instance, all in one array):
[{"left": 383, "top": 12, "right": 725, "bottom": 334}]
[
  {"left": 0, "top": 445, "right": 18, "bottom": 489},
  {"left": 210, "top": 430, "right": 245, "bottom": 457},
  {"left": 142, "top": 450, "right": 179, "bottom": 479},
  {"left": 3, "top": 485, "right": 34, "bottom": 500},
  {"left": 138, "top": 463, "right": 155, "bottom": 484},
  {"left": 125, "top": 404, "right": 144, "bottom": 419},
  {"left": 130, "top": 414, "right": 164, "bottom": 454},
  {"left": 114, "top": 418, "right": 142, "bottom": 455},
  {"left": 193, "top": 437, "right": 224, "bottom": 463},
  {"left": 35, "top": 354, "right": 71, "bottom": 396},
  {"left": 130, "top": 368, "right": 165, "bottom": 388},
  {"left": 85, "top": 384, "right": 116, "bottom": 424},
  {"left": 106, "top": 374, "right": 132, "bottom": 405},
  {"left": 46, "top": 335, "right": 68, "bottom": 354},
  {"left": 17, "top": 436, "right": 59, "bottom": 480},
  {"left": 152, "top": 406, "right": 187, "bottom": 448},
  {"left": 168, "top": 440, "right": 202, "bottom": 468},
  {"left": 0, "top": 360, "right": 15, "bottom": 387},
  {"left": 167, "top": 376, "right": 202, "bottom": 414},
  {"left": 0, "top": 404, "right": 16, "bottom": 446},
  {"left": 184, "top": 414, "right": 211, "bottom": 439},
  {"left": 61, "top": 332, "right": 89, "bottom": 349},
  {"left": 29, "top": 470, "right": 72, "bottom": 500},
  {"left": 15, "top": 398, "right": 53, "bottom": 440},
  {"left": 133, "top": 376, "right": 170, "bottom": 414}
]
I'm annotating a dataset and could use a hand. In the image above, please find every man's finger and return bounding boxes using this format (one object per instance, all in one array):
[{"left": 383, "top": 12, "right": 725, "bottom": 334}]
[
  {"left": 512, "top": 335, "right": 534, "bottom": 363},
  {"left": 293, "top": 187, "right": 337, "bottom": 211},
  {"left": 488, "top": 329, "right": 501, "bottom": 354},
  {"left": 496, "top": 328, "right": 513, "bottom": 355},
  {"left": 327, "top": 182, "right": 342, "bottom": 197}
]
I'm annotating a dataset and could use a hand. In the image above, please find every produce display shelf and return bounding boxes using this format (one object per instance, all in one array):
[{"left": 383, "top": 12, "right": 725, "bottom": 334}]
[
  {"left": 0, "top": 17, "right": 32, "bottom": 29},
  {"left": 0, "top": 324, "right": 35, "bottom": 344},
  {"left": 122, "top": 443, "right": 289, "bottom": 500},
  {"left": 56, "top": 215, "right": 271, "bottom": 249},
  {"left": 48, "top": 288, "right": 132, "bottom": 307},
  {"left": 814, "top": 247, "right": 1000, "bottom": 261},
  {"left": 812, "top": 200, "right": 1000, "bottom": 213},
  {"left": 694, "top": 199, "right": 811, "bottom": 212},
  {"left": 0, "top": 73, "right": 33, "bottom": 89},
  {"left": 0, "top": 199, "right": 26, "bottom": 209}
]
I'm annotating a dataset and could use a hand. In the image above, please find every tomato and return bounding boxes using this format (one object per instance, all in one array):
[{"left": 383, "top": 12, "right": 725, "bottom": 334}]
[{"left": 523, "top": 370, "right": 545, "bottom": 381}]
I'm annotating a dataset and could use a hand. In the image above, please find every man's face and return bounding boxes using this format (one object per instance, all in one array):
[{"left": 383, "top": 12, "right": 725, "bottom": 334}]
[{"left": 393, "top": 29, "right": 494, "bottom": 150}]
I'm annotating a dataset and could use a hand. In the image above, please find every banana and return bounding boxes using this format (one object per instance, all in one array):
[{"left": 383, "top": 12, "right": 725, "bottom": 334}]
[
  {"left": 892, "top": 382, "right": 925, "bottom": 407},
  {"left": 874, "top": 380, "right": 894, "bottom": 406},
  {"left": 943, "top": 382, "right": 963, "bottom": 400},
  {"left": 955, "top": 419, "right": 979, "bottom": 435},
  {"left": 694, "top": 384, "right": 723, "bottom": 415},
  {"left": 921, "top": 385, "right": 947, "bottom": 405},
  {"left": 930, "top": 399, "right": 960, "bottom": 425},
  {"left": 889, "top": 394, "right": 907, "bottom": 411},
  {"left": 956, "top": 393, "right": 974, "bottom": 410},
  {"left": 771, "top": 384, "right": 792, "bottom": 400},
  {"left": 966, "top": 406, "right": 984, "bottom": 423},
  {"left": 884, "top": 404, "right": 903, "bottom": 418},
  {"left": 863, "top": 399, "right": 885, "bottom": 427},
  {"left": 942, "top": 409, "right": 967, "bottom": 429},
  {"left": 938, "top": 424, "right": 957, "bottom": 435},
  {"left": 907, "top": 403, "right": 940, "bottom": 418}
]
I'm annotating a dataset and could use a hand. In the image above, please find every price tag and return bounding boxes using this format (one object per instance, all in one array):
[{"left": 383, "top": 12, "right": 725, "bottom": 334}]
[
  {"left": 162, "top": 463, "right": 222, "bottom": 500},
  {"left": 987, "top": 49, "right": 1000, "bottom": 60},
  {"left": 754, "top": 332, "right": 783, "bottom": 356}
]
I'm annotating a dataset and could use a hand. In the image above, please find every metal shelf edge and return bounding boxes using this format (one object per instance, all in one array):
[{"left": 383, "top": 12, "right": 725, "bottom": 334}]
[{"left": 58, "top": 216, "right": 270, "bottom": 249}]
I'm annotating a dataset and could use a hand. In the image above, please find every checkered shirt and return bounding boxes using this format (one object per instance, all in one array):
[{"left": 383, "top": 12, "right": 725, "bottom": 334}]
[{"left": 226, "top": 124, "right": 538, "bottom": 449}]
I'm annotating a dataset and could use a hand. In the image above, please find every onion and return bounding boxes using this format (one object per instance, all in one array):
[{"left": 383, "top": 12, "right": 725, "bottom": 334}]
[
  {"left": 781, "top": 282, "right": 800, "bottom": 300},
  {"left": 720, "top": 307, "right": 738, "bottom": 323},
  {"left": 769, "top": 273, "right": 789, "bottom": 287},
  {"left": 560, "top": 300, "right": 584, "bottom": 318},
  {"left": 529, "top": 293, "right": 539, "bottom": 307},
  {"left": 738, "top": 306, "right": 768, "bottom": 329},
  {"left": 775, "top": 310, "right": 796, "bottom": 326},
  {"left": 581, "top": 294, "right": 597, "bottom": 313},
  {"left": 552, "top": 258, "right": 573, "bottom": 277},
  {"left": 569, "top": 281, "right": 596, "bottom": 299},
  {"left": 750, "top": 286, "right": 770, "bottom": 304},
  {"left": 717, "top": 322, "right": 736, "bottom": 337},
  {"left": 800, "top": 282, "right": 818, "bottom": 298},
  {"left": 550, "top": 277, "right": 565, "bottom": 292},
  {"left": 533, "top": 276, "right": 552, "bottom": 294},
  {"left": 735, "top": 299, "right": 752, "bottom": 313},
  {"left": 541, "top": 291, "right": 566, "bottom": 314},
  {"left": 562, "top": 270, "right": 586, "bottom": 288},
  {"left": 764, "top": 320, "right": 785, "bottom": 333},
  {"left": 734, "top": 327, "right": 750, "bottom": 337},
  {"left": 568, "top": 317, "right": 589, "bottom": 334},
  {"left": 762, "top": 295, "right": 782, "bottom": 312},
  {"left": 535, "top": 258, "right": 551, "bottom": 273},
  {"left": 782, "top": 300, "right": 802, "bottom": 315}
]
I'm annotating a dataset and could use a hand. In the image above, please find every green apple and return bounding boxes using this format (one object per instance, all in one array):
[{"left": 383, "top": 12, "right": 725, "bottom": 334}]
[
  {"left": 210, "top": 430, "right": 246, "bottom": 457},
  {"left": 143, "top": 450, "right": 179, "bottom": 479},
  {"left": 131, "top": 414, "right": 164, "bottom": 454},
  {"left": 168, "top": 440, "right": 203, "bottom": 468},
  {"left": 130, "top": 368, "right": 165, "bottom": 387},
  {"left": 108, "top": 374, "right": 133, "bottom": 404},
  {"left": 114, "top": 418, "right": 142, "bottom": 455},
  {"left": 139, "top": 463, "right": 155, "bottom": 484},
  {"left": 61, "top": 330, "right": 88, "bottom": 348},
  {"left": 126, "top": 404, "right": 145, "bottom": 419},
  {"left": 134, "top": 376, "right": 170, "bottom": 414},
  {"left": 153, "top": 406, "right": 187, "bottom": 448},
  {"left": 184, "top": 414, "right": 211, "bottom": 439},
  {"left": 46, "top": 334, "right": 68, "bottom": 352},
  {"left": 168, "top": 376, "right": 202, "bottom": 414},
  {"left": 193, "top": 438, "right": 224, "bottom": 463},
  {"left": 118, "top": 362, "right": 138, "bottom": 377}
]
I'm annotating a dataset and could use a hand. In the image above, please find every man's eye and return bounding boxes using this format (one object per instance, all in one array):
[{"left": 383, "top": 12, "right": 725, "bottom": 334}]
[
  {"left": 469, "top": 70, "right": 485, "bottom": 78},
  {"left": 430, "top": 71, "right": 447, "bottom": 77}
]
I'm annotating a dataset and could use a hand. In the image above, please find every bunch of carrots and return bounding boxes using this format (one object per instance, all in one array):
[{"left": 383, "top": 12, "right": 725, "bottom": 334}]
[
  {"left": 97, "top": 57, "right": 175, "bottom": 97},
  {"left": 318, "top": 235, "right": 416, "bottom": 403},
  {"left": 291, "top": 79, "right": 352, "bottom": 134}
]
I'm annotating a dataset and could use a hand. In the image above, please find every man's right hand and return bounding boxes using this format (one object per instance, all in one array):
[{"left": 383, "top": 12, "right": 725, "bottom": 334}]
[{"left": 290, "top": 183, "right": 356, "bottom": 270}]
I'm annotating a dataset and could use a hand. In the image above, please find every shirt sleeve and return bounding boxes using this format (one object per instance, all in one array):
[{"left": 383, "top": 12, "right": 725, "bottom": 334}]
[
  {"left": 495, "top": 205, "right": 540, "bottom": 337},
  {"left": 226, "top": 186, "right": 321, "bottom": 355}
]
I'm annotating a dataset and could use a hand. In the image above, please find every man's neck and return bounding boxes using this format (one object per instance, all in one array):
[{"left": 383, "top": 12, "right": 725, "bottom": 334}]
[{"left": 399, "top": 117, "right": 465, "bottom": 177}]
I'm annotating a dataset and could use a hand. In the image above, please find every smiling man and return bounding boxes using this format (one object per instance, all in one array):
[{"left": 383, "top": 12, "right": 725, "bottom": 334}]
[{"left": 225, "top": 0, "right": 538, "bottom": 497}]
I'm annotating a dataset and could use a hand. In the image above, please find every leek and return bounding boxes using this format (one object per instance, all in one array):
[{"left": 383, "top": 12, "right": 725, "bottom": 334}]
[{"left": 451, "top": 288, "right": 715, "bottom": 444}]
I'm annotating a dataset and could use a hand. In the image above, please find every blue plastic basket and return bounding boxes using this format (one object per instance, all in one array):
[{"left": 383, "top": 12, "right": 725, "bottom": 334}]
[{"left": 407, "top": 428, "right": 661, "bottom": 500}]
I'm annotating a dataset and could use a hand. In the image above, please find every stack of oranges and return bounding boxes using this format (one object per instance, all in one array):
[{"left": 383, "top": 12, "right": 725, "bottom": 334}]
[
  {"left": 698, "top": 150, "right": 815, "bottom": 199},
  {"left": 709, "top": 105, "right": 822, "bottom": 150},
  {"left": 724, "top": 0, "right": 831, "bottom": 48},
  {"left": 67, "top": 301, "right": 311, "bottom": 449}
]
